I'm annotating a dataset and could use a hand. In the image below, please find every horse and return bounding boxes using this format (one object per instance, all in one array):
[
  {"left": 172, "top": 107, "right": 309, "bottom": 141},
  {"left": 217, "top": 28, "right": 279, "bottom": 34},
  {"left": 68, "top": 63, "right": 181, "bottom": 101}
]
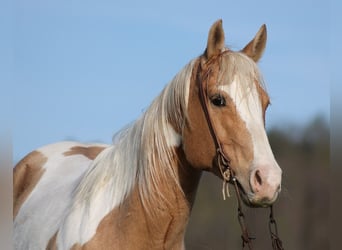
[{"left": 13, "top": 20, "right": 282, "bottom": 249}]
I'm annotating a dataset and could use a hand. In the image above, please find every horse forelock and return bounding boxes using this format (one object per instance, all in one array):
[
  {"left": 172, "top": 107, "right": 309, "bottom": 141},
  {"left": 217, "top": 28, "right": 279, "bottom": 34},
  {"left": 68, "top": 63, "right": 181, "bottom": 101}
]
[{"left": 215, "top": 50, "right": 267, "bottom": 97}]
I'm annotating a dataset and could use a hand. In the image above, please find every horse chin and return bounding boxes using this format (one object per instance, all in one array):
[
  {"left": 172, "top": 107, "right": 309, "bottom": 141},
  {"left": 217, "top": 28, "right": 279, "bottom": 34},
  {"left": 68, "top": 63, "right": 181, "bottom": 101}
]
[{"left": 233, "top": 179, "right": 271, "bottom": 208}]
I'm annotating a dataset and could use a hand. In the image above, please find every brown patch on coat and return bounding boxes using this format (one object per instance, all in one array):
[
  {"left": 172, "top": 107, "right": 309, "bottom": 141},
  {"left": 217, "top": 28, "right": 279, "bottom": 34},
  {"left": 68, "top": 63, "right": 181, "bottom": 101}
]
[
  {"left": 46, "top": 231, "right": 58, "bottom": 250},
  {"left": 13, "top": 151, "right": 47, "bottom": 218},
  {"left": 63, "top": 146, "right": 106, "bottom": 160}
]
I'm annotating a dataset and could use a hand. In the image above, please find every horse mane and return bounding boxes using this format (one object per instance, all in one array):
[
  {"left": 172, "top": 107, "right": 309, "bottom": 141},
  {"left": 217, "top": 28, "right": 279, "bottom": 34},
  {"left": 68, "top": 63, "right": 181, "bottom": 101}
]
[
  {"left": 71, "top": 59, "right": 196, "bottom": 212},
  {"left": 56, "top": 59, "right": 197, "bottom": 247}
]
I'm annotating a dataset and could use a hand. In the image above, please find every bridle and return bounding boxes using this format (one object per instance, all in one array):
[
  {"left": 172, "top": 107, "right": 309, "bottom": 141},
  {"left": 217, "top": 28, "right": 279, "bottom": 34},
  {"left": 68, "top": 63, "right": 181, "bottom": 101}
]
[{"left": 196, "top": 55, "right": 284, "bottom": 250}]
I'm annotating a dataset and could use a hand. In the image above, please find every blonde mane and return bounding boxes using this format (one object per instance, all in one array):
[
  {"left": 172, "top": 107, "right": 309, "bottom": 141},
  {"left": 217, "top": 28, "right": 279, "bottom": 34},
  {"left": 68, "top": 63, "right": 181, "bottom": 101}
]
[
  {"left": 72, "top": 59, "right": 196, "bottom": 210},
  {"left": 56, "top": 59, "right": 196, "bottom": 248}
]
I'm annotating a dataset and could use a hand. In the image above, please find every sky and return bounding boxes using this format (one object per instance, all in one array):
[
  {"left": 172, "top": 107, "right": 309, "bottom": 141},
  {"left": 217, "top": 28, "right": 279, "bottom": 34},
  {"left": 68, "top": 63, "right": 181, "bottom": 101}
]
[{"left": 2, "top": 0, "right": 335, "bottom": 161}]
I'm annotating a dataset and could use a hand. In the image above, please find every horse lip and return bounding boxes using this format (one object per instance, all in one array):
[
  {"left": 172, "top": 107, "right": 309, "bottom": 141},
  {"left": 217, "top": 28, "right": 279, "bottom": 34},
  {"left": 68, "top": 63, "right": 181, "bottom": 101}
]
[{"left": 233, "top": 178, "right": 265, "bottom": 208}]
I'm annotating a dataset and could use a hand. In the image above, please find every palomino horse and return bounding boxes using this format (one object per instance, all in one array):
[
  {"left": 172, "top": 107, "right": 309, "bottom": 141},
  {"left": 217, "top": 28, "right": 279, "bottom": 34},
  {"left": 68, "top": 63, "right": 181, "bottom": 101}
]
[{"left": 13, "top": 20, "right": 282, "bottom": 249}]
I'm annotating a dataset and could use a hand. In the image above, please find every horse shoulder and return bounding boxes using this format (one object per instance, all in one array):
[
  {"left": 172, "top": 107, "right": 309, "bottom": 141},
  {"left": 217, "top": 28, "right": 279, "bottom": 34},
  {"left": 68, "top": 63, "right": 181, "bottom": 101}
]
[{"left": 67, "top": 188, "right": 189, "bottom": 249}]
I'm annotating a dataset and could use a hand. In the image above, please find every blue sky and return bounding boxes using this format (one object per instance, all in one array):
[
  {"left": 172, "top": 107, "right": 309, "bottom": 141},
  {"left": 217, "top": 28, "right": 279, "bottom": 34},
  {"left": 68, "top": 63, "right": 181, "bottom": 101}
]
[{"left": 4, "top": 0, "right": 334, "bottom": 161}]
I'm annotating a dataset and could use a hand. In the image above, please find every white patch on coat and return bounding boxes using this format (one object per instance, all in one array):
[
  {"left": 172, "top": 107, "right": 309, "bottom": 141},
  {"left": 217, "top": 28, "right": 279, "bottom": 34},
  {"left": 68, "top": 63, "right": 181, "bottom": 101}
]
[
  {"left": 56, "top": 145, "right": 131, "bottom": 249},
  {"left": 13, "top": 142, "right": 109, "bottom": 250}
]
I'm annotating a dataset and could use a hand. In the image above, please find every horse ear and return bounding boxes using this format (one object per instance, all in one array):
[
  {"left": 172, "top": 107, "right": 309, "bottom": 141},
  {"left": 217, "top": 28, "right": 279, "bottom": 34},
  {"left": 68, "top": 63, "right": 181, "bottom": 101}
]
[
  {"left": 242, "top": 24, "right": 267, "bottom": 62},
  {"left": 204, "top": 19, "right": 225, "bottom": 60}
]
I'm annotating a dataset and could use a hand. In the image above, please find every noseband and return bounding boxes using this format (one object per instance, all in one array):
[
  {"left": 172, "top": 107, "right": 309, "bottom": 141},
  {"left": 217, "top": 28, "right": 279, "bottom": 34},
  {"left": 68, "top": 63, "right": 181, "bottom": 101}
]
[{"left": 195, "top": 56, "right": 284, "bottom": 250}]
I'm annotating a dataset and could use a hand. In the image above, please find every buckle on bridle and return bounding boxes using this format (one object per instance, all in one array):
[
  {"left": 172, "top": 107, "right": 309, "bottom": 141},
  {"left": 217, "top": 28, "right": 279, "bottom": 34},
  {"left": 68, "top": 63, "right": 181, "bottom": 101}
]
[
  {"left": 222, "top": 168, "right": 231, "bottom": 200},
  {"left": 217, "top": 149, "right": 232, "bottom": 200}
]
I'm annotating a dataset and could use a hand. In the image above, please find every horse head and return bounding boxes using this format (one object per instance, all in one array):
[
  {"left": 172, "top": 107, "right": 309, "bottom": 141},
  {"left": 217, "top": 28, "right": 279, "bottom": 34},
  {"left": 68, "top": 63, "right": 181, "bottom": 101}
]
[{"left": 182, "top": 20, "right": 282, "bottom": 207}]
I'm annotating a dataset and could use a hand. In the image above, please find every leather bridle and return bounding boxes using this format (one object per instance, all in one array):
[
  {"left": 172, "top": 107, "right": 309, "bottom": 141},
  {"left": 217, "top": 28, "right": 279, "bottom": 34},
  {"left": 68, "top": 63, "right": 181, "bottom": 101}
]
[{"left": 195, "top": 56, "right": 284, "bottom": 250}]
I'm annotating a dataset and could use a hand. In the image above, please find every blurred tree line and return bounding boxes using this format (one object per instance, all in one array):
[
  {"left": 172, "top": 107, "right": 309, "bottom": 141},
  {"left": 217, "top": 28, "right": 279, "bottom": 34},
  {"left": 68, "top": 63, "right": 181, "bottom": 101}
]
[{"left": 185, "top": 115, "right": 329, "bottom": 250}]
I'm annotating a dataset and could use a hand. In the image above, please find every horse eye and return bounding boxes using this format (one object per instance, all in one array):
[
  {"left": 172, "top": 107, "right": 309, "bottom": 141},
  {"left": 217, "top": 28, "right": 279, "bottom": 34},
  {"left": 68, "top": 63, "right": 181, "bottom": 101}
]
[{"left": 211, "top": 95, "right": 226, "bottom": 107}]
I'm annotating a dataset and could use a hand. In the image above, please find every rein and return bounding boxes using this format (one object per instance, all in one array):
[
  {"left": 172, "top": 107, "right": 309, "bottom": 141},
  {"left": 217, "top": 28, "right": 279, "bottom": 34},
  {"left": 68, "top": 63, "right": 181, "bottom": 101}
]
[{"left": 196, "top": 58, "right": 284, "bottom": 250}]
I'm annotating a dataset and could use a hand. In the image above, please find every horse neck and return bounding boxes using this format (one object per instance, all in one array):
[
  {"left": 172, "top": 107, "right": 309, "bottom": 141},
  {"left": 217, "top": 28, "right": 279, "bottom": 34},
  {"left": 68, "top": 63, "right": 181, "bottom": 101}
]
[
  {"left": 64, "top": 134, "right": 202, "bottom": 249},
  {"left": 134, "top": 144, "right": 202, "bottom": 223},
  {"left": 106, "top": 61, "right": 202, "bottom": 246},
  {"left": 174, "top": 147, "right": 203, "bottom": 208},
  {"left": 118, "top": 147, "right": 202, "bottom": 249}
]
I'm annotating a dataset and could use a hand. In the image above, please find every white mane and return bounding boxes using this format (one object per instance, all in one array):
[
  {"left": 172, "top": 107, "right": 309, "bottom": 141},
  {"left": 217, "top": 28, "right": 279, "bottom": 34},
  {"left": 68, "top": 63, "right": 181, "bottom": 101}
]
[{"left": 57, "top": 60, "right": 196, "bottom": 248}]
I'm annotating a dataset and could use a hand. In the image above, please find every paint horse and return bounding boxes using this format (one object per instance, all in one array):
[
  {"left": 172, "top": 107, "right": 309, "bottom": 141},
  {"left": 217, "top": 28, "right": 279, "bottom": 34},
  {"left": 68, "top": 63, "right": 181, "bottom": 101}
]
[{"left": 14, "top": 20, "right": 282, "bottom": 249}]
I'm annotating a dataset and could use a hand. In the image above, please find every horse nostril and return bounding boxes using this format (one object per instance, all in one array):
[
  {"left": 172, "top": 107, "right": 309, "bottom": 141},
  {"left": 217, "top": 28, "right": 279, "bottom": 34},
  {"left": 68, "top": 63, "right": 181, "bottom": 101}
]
[
  {"left": 250, "top": 169, "right": 264, "bottom": 193},
  {"left": 255, "top": 170, "right": 263, "bottom": 187}
]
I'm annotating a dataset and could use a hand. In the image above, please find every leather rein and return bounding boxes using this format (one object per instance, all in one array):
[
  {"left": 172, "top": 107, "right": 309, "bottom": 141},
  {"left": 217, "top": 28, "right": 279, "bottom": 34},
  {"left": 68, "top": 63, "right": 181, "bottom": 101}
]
[{"left": 196, "top": 57, "right": 284, "bottom": 250}]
